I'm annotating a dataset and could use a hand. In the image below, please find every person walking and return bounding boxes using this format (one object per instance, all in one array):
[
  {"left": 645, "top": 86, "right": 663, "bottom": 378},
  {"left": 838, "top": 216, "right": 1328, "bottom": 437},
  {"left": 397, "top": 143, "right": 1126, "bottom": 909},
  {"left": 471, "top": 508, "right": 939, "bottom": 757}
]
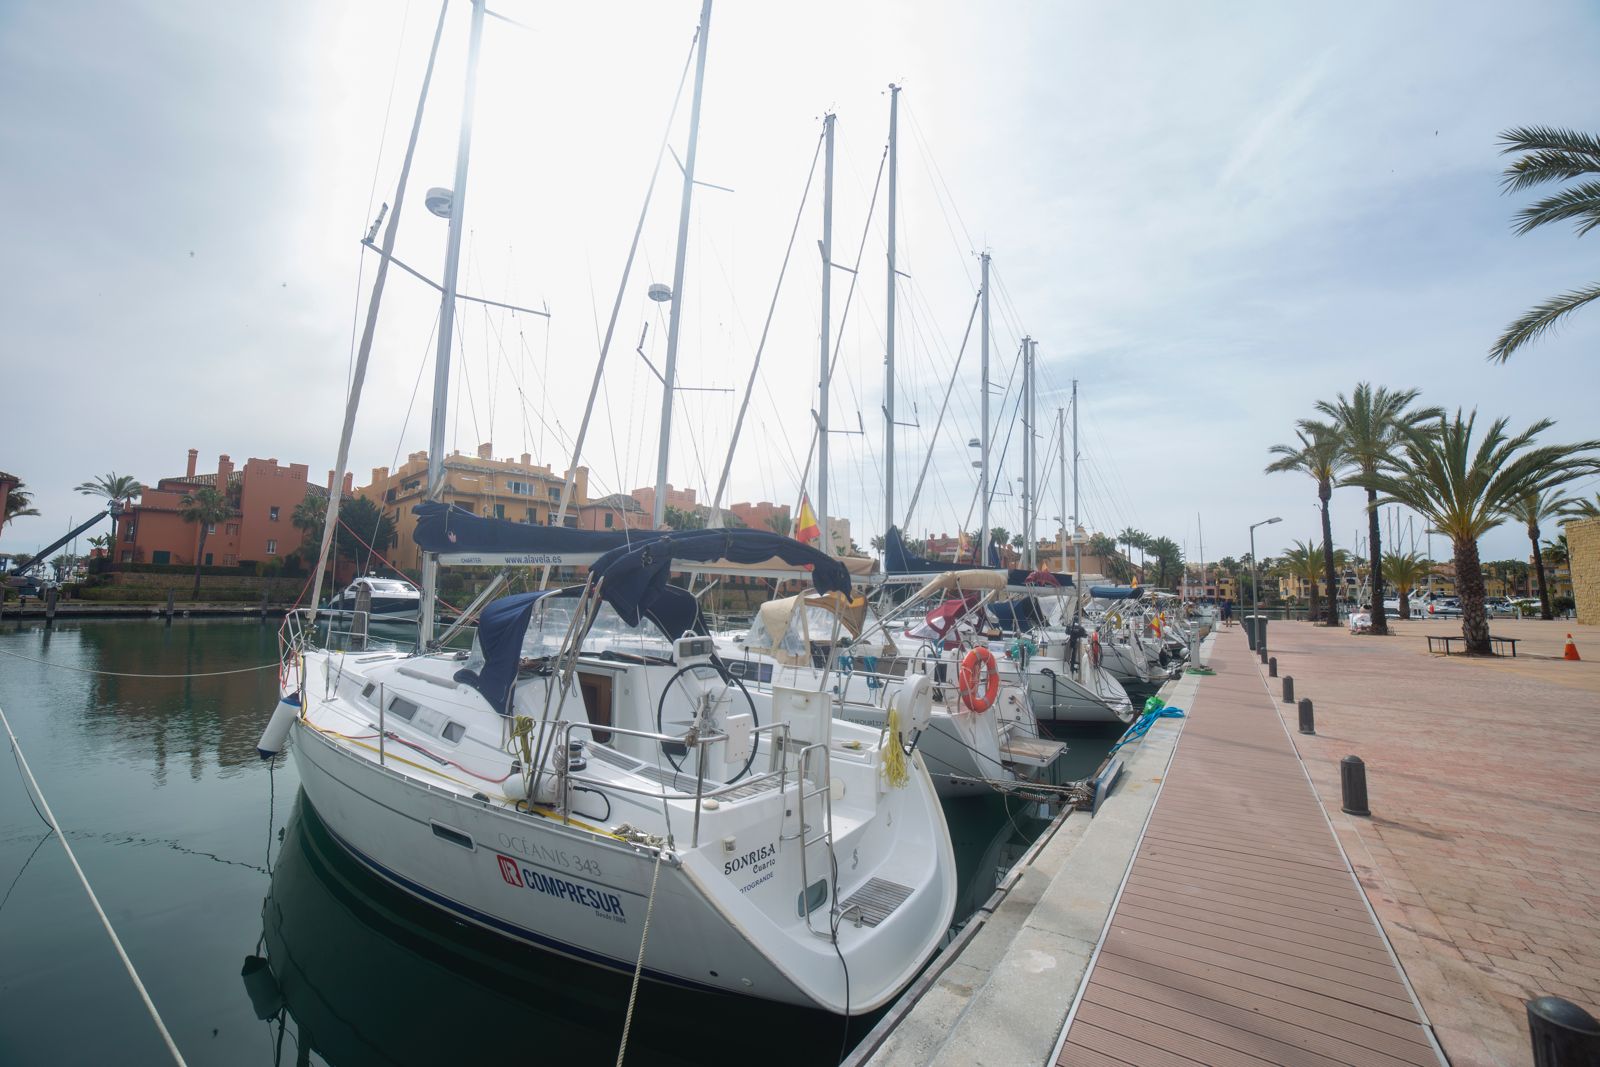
[{"left": 1221, "top": 598, "right": 1234, "bottom": 628}]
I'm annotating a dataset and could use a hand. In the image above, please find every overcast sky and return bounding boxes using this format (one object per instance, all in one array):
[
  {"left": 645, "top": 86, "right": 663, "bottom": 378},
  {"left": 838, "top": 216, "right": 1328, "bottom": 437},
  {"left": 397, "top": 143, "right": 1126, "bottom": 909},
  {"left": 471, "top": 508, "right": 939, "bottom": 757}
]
[{"left": 4, "top": 0, "right": 1598, "bottom": 569}]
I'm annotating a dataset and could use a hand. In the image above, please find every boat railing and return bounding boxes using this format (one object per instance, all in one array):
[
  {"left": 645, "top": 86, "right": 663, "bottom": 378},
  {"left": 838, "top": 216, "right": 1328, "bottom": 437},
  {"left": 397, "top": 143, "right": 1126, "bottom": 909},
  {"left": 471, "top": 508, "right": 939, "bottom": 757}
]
[{"left": 545, "top": 718, "right": 801, "bottom": 849}]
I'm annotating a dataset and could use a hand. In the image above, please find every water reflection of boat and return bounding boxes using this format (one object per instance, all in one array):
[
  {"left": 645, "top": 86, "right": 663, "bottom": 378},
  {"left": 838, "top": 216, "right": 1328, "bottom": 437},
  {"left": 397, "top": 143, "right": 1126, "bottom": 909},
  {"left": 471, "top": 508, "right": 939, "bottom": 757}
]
[{"left": 254, "top": 797, "right": 867, "bottom": 1066}]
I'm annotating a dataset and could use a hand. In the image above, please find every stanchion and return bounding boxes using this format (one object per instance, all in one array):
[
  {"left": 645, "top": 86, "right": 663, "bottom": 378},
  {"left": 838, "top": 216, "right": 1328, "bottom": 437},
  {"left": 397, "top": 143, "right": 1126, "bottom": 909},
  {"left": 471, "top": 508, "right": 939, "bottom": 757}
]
[
  {"left": 1341, "top": 755, "right": 1370, "bottom": 816},
  {"left": 1282, "top": 675, "right": 1295, "bottom": 704},
  {"left": 1298, "top": 698, "right": 1315, "bottom": 735},
  {"left": 1268, "top": 656, "right": 1277, "bottom": 677}
]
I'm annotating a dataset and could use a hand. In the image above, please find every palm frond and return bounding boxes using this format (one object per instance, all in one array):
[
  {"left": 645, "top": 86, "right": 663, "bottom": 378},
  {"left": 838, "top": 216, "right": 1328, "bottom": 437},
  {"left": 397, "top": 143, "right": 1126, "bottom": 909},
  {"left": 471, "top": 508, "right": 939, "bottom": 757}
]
[
  {"left": 1489, "top": 281, "right": 1600, "bottom": 363},
  {"left": 1499, "top": 126, "right": 1600, "bottom": 166},
  {"left": 1511, "top": 179, "right": 1600, "bottom": 236},
  {"left": 1500, "top": 147, "right": 1600, "bottom": 192}
]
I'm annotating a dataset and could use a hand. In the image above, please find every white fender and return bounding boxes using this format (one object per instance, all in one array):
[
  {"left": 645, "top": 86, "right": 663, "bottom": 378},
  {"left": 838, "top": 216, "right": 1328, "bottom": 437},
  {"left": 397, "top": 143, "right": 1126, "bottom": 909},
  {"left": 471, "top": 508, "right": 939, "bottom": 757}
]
[{"left": 257, "top": 693, "right": 300, "bottom": 760}]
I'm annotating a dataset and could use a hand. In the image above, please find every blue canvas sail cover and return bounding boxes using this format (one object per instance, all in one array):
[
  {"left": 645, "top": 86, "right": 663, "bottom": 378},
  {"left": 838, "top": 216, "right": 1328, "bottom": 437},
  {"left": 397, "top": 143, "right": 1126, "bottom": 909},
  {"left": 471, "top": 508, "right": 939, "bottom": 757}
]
[
  {"left": 470, "top": 529, "right": 851, "bottom": 713},
  {"left": 412, "top": 502, "right": 638, "bottom": 565},
  {"left": 884, "top": 526, "right": 1059, "bottom": 588},
  {"left": 1089, "top": 585, "right": 1143, "bottom": 600}
]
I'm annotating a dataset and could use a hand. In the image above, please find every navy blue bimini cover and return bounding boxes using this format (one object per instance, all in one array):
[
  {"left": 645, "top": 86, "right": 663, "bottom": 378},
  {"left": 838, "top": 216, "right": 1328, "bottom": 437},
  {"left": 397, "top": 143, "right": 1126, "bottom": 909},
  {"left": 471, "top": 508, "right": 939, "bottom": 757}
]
[
  {"left": 1089, "top": 585, "right": 1143, "bottom": 600},
  {"left": 471, "top": 529, "right": 851, "bottom": 714},
  {"left": 989, "top": 597, "right": 1044, "bottom": 631}
]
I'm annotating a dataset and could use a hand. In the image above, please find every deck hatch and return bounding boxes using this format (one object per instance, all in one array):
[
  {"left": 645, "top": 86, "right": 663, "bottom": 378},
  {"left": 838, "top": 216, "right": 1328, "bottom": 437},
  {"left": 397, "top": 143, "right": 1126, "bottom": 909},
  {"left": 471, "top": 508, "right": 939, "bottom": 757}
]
[{"left": 840, "top": 877, "right": 912, "bottom": 928}]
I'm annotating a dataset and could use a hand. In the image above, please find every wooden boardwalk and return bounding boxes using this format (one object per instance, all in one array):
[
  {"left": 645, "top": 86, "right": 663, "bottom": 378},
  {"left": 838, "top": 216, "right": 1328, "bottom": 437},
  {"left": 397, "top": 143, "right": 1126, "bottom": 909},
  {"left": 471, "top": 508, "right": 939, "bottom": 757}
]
[{"left": 1056, "top": 636, "right": 1444, "bottom": 1067}]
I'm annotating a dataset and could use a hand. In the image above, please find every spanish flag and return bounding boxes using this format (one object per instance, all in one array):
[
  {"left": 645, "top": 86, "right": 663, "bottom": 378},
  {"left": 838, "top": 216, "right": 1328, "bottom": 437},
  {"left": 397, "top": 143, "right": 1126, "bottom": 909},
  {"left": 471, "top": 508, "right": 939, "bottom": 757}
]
[{"left": 795, "top": 492, "right": 821, "bottom": 544}]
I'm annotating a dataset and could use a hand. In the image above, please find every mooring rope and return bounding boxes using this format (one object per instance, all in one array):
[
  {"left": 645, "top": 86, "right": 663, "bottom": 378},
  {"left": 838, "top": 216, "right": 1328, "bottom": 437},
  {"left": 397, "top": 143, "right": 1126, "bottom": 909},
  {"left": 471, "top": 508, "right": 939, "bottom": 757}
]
[
  {"left": 614, "top": 830, "right": 668, "bottom": 1067},
  {"left": 0, "top": 648, "right": 279, "bottom": 678},
  {"left": 0, "top": 701, "right": 188, "bottom": 1065}
]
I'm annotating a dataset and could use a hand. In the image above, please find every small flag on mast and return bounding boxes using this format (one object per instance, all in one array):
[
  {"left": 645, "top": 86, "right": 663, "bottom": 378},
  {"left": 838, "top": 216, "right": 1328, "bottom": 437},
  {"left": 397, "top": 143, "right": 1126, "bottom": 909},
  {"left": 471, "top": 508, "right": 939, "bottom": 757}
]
[{"left": 795, "top": 492, "right": 821, "bottom": 544}]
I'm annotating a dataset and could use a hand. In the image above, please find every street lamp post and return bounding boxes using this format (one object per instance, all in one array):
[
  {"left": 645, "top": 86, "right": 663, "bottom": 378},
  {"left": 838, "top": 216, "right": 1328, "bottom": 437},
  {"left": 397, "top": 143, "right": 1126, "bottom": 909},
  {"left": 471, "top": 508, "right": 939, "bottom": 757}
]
[{"left": 1250, "top": 516, "right": 1283, "bottom": 652}]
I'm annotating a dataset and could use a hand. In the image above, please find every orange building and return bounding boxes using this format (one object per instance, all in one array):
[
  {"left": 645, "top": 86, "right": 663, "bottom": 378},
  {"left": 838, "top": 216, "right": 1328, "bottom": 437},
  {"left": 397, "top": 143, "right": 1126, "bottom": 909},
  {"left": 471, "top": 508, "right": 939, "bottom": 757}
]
[
  {"left": 577, "top": 493, "right": 652, "bottom": 532},
  {"left": 728, "top": 500, "right": 789, "bottom": 533},
  {"left": 357, "top": 444, "right": 590, "bottom": 572},
  {"left": 629, "top": 483, "right": 698, "bottom": 520},
  {"left": 114, "top": 449, "right": 321, "bottom": 567}
]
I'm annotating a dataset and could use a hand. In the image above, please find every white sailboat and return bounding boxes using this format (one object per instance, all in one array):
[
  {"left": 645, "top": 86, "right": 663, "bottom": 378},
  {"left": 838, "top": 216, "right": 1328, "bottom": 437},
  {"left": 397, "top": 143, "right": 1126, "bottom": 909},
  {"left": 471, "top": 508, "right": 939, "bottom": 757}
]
[{"left": 263, "top": 0, "right": 955, "bottom": 1016}]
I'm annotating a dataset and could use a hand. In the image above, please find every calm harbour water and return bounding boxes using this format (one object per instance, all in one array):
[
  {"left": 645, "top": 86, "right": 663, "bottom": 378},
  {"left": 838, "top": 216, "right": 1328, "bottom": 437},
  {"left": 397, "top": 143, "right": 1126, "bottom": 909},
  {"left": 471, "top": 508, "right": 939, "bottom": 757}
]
[{"left": 0, "top": 619, "right": 1118, "bottom": 1066}]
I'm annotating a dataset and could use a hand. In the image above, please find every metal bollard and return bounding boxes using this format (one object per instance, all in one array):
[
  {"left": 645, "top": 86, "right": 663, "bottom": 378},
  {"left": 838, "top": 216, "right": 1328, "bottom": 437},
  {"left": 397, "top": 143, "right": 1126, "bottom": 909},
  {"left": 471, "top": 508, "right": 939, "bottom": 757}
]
[
  {"left": 1298, "top": 698, "right": 1315, "bottom": 735},
  {"left": 1527, "top": 995, "right": 1600, "bottom": 1066},
  {"left": 1268, "top": 656, "right": 1278, "bottom": 677},
  {"left": 44, "top": 587, "right": 58, "bottom": 628},
  {"left": 1341, "top": 756, "right": 1370, "bottom": 816},
  {"left": 1282, "top": 675, "right": 1295, "bottom": 704},
  {"left": 1259, "top": 646, "right": 1268, "bottom": 664}
]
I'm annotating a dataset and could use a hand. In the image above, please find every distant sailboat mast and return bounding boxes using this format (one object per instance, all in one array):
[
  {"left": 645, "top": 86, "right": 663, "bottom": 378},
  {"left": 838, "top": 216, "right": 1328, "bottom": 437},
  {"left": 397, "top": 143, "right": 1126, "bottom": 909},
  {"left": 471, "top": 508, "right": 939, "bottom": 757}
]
[
  {"left": 978, "top": 251, "right": 991, "bottom": 565},
  {"left": 883, "top": 85, "right": 900, "bottom": 544},
  {"left": 816, "top": 111, "right": 836, "bottom": 556}
]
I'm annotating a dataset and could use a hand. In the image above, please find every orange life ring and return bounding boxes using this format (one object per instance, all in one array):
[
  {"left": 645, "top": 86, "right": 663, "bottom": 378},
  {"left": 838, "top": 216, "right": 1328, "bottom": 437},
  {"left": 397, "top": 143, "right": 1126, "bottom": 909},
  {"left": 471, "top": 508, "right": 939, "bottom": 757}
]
[
  {"left": 958, "top": 647, "right": 1000, "bottom": 713},
  {"left": 1091, "top": 631, "right": 1102, "bottom": 667}
]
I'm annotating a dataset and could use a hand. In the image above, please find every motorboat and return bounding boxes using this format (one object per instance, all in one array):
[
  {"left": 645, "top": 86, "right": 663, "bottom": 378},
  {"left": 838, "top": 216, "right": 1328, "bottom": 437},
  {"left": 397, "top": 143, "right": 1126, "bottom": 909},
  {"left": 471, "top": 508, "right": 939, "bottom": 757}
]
[
  {"left": 264, "top": 526, "right": 957, "bottom": 1014},
  {"left": 323, "top": 575, "right": 421, "bottom": 623}
]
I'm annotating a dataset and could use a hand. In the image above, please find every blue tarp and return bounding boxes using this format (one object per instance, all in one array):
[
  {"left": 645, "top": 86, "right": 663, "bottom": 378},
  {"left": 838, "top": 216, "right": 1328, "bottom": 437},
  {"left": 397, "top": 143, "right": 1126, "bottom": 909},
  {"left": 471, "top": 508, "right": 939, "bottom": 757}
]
[
  {"left": 1089, "top": 585, "right": 1144, "bottom": 600},
  {"left": 989, "top": 598, "right": 1044, "bottom": 631}
]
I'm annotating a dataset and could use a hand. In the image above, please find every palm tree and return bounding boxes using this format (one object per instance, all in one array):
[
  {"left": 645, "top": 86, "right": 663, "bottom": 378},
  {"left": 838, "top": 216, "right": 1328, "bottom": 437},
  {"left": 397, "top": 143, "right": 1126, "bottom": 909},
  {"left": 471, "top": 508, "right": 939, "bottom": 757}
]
[
  {"left": 4, "top": 484, "right": 40, "bottom": 529},
  {"left": 179, "top": 486, "right": 233, "bottom": 599},
  {"left": 1543, "top": 532, "right": 1570, "bottom": 567},
  {"left": 1382, "top": 550, "right": 1429, "bottom": 620},
  {"left": 1504, "top": 488, "right": 1581, "bottom": 620},
  {"left": 1364, "top": 411, "right": 1599, "bottom": 653},
  {"left": 765, "top": 513, "right": 792, "bottom": 537},
  {"left": 1117, "top": 528, "right": 1147, "bottom": 581},
  {"left": 1567, "top": 493, "right": 1600, "bottom": 519},
  {"left": 293, "top": 490, "right": 327, "bottom": 549},
  {"left": 1315, "top": 385, "right": 1442, "bottom": 635},
  {"left": 335, "top": 496, "right": 398, "bottom": 575},
  {"left": 74, "top": 472, "right": 143, "bottom": 509},
  {"left": 1281, "top": 540, "right": 1349, "bottom": 622},
  {"left": 1146, "top": 535, "right": 1183, "bottom": 588},
  {"left": 1266, "top": 423, "right": 1348, "bottom": 625},
  {"left": 1491, "top": 127, "right": 1600, "bottom": 362}
]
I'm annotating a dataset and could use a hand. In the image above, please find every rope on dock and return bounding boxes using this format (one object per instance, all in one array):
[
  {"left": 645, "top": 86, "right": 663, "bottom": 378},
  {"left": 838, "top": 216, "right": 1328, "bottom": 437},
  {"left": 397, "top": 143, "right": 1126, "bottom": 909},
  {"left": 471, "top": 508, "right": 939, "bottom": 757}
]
[
  {"left": 0, "top": 700, "right": 189, "bottom": 1065},
  {"left": 0, "top": 647, "right": 279, "bottom": 678}
]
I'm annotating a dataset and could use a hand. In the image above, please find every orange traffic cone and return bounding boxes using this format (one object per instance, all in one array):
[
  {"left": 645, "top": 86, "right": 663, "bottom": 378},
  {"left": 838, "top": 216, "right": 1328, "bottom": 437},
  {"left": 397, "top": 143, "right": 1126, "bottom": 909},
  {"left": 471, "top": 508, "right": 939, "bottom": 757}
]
[{"left": 1564, "top": 634, "right": 1581, "bottom": 661}]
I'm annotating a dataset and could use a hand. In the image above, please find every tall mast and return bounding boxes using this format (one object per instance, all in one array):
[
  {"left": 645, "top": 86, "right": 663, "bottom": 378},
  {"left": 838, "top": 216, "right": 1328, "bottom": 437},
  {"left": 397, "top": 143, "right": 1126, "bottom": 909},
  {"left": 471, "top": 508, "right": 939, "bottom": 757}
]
[
  {"left": 1071, "top": 378, "right": 1081, "bottom": 600},
  {"left": 816, "top": 111, "right": 836, "bottom": 556},
  {"left": 883, "top": 84, "right": 899, "bottom": 542},
  {"left": 419, "top": 0, "right": 487, "bottom": 645},
  {"left": 650, "top": 0, "right": 715, "bottom": 530},
  {"left": 1022, "top": 336, "right": 1034, "bottom": 569},
  {"left": 978, "top": 250, "right": 991, "bottom": 564}
]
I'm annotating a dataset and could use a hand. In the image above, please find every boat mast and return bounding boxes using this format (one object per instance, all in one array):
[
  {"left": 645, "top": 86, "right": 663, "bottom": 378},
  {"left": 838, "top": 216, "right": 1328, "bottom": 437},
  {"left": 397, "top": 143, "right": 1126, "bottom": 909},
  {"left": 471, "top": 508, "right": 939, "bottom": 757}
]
[
  {"left": 419, "top": 0, "right": 487, "bottom": 645},
  {"left": 816, "top": 111, "right": 836, "bottom": 556},
  {"left": 1057, "top": 406, "right": 1067, "bottom": 573},
  {"left": 1071, "top": 378, "right": 1081, "bottom": 605},
  {"left": 650, "top": 0, "right": 715, "bottom": 530},
  {"left": 978, "top": 250, "right": 990, "bottom": 564},
  {"left": 883, "top": 85, "right": 899, "bottom": 543},
  {"left": 1022, "top": 336, "right": 1034, "bottom": 569}
]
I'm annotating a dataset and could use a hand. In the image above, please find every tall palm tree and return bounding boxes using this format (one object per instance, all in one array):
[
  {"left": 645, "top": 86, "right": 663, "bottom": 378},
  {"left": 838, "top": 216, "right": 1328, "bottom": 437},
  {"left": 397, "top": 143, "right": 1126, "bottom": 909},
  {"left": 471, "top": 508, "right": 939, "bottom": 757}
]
[
  {"left": 74, "top": 473, "right": 143, "bottom": 509},
  {"left": 179, "top": 486, "right": 233, "bottom": 599},
  {"left": 1281, "top": 540, "right": 1350, "bottom": 622},
  {"left": 1567, "top": 492, "right": 1600, "bottom": 519},
  {"left": 1364, "top": 411, "right": 1599, "bottom": 653},
  {"left": 1117, "top": 528, "right": 1147, "bottom": 582},
  {"left": 1504, "top": 488, "right": 1581, "bottom": 620},
  {"left": 1491, "top": 127, "right": 1600, "bottom": 362},
  {"left": 1382, "top": 550, "right": 1429, "bottom": 620},
  {"left": 1266, "top": 423, "right": 1348, "bottom": 625},
  {"left": 1146, "top": 535, "right": 1183, "bottom": 588},
  {"left": 1315, "top": 385, "right": 1442, "bottom": 635},
  {"left": 1543, "top": 532, "right": 1570, "bottom": 567}
]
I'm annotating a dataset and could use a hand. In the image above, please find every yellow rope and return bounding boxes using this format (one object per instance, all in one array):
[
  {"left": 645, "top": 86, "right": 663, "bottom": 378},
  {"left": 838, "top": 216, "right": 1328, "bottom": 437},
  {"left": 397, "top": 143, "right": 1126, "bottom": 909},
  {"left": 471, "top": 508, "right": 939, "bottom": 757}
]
[{"left": 880, "top": 706, "right": 910, "bottom": 789}]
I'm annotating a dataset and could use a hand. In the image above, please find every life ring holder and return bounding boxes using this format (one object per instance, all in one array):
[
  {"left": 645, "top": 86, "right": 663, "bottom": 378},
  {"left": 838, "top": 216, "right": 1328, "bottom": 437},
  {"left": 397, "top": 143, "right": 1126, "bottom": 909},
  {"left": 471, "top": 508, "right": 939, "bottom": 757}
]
[{"left": 958, "top": 647, "right": 1000, "bottom": 713}]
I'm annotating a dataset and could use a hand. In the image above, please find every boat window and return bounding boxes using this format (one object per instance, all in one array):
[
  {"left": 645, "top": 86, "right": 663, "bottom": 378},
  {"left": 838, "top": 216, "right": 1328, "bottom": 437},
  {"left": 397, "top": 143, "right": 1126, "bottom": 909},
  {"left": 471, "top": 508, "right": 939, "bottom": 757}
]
[
  {"left": 388, "top": 696, "right": 419, "bottom": 721},
  {"left": 441, "top": 721, "right": 466, "bottom": 743}
]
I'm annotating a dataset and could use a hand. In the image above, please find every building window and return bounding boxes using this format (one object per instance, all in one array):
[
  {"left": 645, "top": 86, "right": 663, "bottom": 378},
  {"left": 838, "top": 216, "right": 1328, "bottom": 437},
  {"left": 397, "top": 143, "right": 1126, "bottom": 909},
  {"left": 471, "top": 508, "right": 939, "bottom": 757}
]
[
  {"left": 525, "top": 507, "right": 535, "bottom": 524},
  {"left": 266, "top": 539, "right": 278, "bottom": 555},
  {"left": 123, "top": 523, "right": 136, "bottom": 542},
  {"left": 493, "top": 504, "right": 505, "bottom": 520},
  {"left": 548, "top": 487, "right": 561, "bottom": 500},
  {"left": 120, "top": 550, "right": 133, "bottom": 562},
  {"left": 507, "top": 480, "right": 532, "bottom": 496},
  {"left": 225, "top": 523, "right": 239, "bottom": 536},
  {"left": 204, "top": 552, "right": 213, "bottom": 566},
  {"left": 604, "top": 513, "right": 614, "bottom": 529},
  {"left": 206, "top": 523, "right": 216, "bottom": 535},
  {"left": 269, "top": 506, "right": 280, "bottom": 521}
]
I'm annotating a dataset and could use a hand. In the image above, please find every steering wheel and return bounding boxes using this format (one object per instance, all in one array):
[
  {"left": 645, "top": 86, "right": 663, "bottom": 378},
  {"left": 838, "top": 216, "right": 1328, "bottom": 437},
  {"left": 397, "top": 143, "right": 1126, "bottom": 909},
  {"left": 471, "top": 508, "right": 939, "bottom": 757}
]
[{"left": 654, "top": 660, "right": 760, "bottom": 783}]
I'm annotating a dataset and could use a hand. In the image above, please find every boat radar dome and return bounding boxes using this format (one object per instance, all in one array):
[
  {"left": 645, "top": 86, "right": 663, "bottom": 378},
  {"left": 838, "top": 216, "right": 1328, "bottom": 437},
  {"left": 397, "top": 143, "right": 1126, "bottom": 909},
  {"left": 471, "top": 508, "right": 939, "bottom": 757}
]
[
  {"left": 424, "top": 187, "right": 454, "bottom": 218},
  {"left": 647, "top": 282, "right": 673, "bottom": 302}
]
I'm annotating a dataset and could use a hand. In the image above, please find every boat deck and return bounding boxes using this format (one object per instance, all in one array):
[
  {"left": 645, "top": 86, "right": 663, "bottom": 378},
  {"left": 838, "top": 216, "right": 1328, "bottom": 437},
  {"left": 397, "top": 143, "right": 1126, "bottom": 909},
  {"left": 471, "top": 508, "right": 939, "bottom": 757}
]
[{"left": 1055, "top": 636, "right": 1444, "bottom": 1066}]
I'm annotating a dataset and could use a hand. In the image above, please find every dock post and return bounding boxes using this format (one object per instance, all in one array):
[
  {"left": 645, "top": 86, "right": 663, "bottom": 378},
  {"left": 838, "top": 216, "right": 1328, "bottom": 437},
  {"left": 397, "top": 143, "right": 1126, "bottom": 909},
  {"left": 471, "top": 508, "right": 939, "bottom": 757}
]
[
  {"left": 1282, "top": 675, "right": 1295, "bottom": 704},
  {"left": 259, "top": 587, "right": 270, "bottom": 621},
  {"left": 353, "top": 585, "right": 371, "bottom": 650},
  {"left": 1340, "top": 755, "right": 1370, "bottom": 816},
  {"left": 165, "top": 589, "right": 175, "bottom": 626},
  {"left": 1298, "top": 698, "right": 1315, "bottom": 735},
  {"left": 1268, "top": 656, "right": 1278, "bottom": 677},
  {"left": 1258, "top": 646, "right": 1267, "bottom": 665},
  {"left": 1526, "top": 995, "right": 1600, "bottom": 1066},
  {"left": 44, "top": 587, "right": 58, "bottom": 627}
]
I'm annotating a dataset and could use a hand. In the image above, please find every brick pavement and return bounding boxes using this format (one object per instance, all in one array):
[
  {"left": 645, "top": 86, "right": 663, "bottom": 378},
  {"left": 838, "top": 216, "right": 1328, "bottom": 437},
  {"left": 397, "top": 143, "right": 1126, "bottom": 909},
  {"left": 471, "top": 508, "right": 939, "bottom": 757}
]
[{"left": 1252, "top": 617, "right": 1600, "bottom": 1067}]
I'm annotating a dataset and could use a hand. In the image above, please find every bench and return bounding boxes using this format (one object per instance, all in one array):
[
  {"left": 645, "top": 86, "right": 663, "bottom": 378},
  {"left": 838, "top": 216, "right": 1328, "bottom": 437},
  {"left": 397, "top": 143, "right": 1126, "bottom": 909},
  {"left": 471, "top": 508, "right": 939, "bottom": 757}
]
[{"left": 1426, "top": 634, "right": 1519, "bottom": 657}]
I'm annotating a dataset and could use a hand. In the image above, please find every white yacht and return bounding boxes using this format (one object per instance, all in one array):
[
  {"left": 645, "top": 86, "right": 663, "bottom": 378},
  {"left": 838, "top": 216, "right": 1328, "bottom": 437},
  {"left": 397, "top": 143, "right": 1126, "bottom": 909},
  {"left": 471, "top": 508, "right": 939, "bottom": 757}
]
[{"left": 323, "top": 575, "right": 421, "bottom": 623}]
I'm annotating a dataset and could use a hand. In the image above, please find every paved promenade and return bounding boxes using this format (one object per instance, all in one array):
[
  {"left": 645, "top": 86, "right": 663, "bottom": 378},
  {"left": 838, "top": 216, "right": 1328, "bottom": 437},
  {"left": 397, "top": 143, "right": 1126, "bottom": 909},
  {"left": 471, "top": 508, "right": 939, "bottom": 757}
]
[
  {"left": 1056, "top": 634, "right": 1442, "bottom": 1066},
  {"left": 1254, "top": 618, "right": 1600, "bottom": 1067}
]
